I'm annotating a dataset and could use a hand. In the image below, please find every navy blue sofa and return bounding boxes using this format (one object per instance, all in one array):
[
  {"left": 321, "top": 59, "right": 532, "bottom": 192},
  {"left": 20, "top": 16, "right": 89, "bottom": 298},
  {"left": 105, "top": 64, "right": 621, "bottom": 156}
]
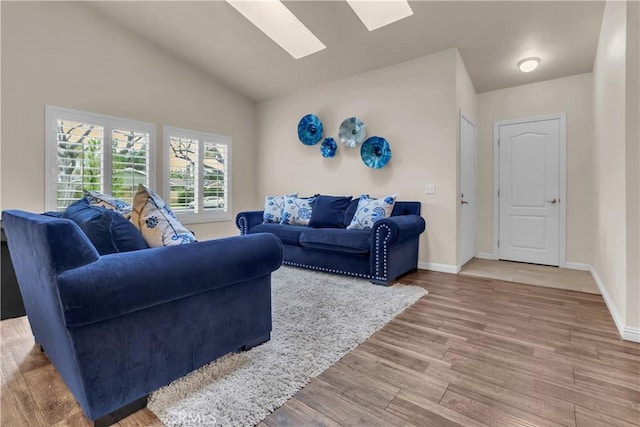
[
  {"left": 236, "top": 201, "right": 425, "bottom": 285},
  {"left": 1, "top": 210, "right": 282, "bottom": 425}
]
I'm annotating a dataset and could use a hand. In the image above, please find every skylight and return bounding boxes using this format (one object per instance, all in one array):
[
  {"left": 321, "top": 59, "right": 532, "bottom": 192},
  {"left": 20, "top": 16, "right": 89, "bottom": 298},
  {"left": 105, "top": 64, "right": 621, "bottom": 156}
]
[
  {"left": 346, "top": 0, "right": 414, "bottom": 31},
  {"left": 226, "top": 0, "right": 326, "bottom": 60}
]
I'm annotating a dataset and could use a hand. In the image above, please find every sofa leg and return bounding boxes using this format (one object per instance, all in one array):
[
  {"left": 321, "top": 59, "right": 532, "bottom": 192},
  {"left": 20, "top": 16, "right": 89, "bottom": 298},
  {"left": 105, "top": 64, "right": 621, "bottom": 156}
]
[
  {"left": 239, "top": 333, "right": 271, "bottom": 352},
  {"left": 93, "top": 395, "right": 148, "bottom": 427},
  {"left": 370, "top": 279, "right": 392, "bottom": 286}
]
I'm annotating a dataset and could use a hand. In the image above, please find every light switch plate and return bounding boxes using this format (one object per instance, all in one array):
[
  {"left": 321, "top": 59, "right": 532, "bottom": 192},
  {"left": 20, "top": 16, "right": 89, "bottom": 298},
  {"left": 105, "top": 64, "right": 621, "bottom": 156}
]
[{"left": 425, "top": 184, "right": 436, "bottom": 194}]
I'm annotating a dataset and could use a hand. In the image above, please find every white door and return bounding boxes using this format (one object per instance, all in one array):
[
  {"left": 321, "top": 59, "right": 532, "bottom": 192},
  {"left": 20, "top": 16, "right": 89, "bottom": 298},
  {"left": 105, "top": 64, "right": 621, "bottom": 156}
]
[
  {"left": 498, "top": 118, "right": 560, "bottom": 266},
  {"left": 459, "top": 113, "right": 477, "bottom": 266}
]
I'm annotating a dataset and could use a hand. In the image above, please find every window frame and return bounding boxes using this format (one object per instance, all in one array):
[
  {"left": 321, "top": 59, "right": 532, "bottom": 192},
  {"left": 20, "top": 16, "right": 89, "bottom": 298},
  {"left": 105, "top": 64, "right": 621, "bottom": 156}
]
[
  {"left": 45, "top": 105, "right": 156, "bottom": 211},
  {"left": 163, "top": 125, "right": 232, "bottom": 224}
]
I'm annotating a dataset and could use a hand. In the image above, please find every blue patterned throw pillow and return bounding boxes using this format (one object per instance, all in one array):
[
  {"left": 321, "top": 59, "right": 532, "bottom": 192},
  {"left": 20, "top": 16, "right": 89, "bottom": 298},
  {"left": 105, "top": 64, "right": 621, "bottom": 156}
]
[
  {"left": 281, "top": 195, "right": 316, "bottom": 226},
  {"left": 346, "top": 194, "right": 397, "bottom": 230},
  {"left": 263, "top": 193, "right": 297, "bottom": 224},
  {"left": 85, "top": 190, "right": 132, "bottom": 217},
  {"left": 130, "top": 184, "right": 196, "bottom": 247}
]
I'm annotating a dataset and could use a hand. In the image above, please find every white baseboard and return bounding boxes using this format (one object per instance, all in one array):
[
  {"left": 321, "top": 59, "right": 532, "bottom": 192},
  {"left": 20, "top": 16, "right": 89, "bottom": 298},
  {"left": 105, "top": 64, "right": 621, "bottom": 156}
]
[
  {"left": 476, "top": 252, "right": 496, "bottom": 260},
  {"left": 590, "top": 266, "right": 640, "bottom": 343},
  {"left": 418, "top": 261, "right": 460, "bottom": 274},
  {"left": 623, "top": 326, "right": 640, "bottom": 342},
  {"left": 565, "top": 262, "right": 591, "bottom": 271}
]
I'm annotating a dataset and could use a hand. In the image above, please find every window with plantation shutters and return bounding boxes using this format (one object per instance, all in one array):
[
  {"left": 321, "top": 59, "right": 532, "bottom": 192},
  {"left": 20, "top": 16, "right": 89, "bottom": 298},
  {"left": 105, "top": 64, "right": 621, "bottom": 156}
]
[
  {"left": 46, "top": 106, "right": 155, "bottom": 211},
  {"left": 164, "top": 126, "right": 231, "bottom": 223}
]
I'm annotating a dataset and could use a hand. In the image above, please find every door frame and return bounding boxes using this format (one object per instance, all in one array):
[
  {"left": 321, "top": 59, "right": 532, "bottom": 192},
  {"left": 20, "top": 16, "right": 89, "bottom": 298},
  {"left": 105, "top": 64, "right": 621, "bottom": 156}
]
[
  {"left": 458, "top": 111, "right": 478, "bottom": 267},
  {"left": 492, "top": 113, "right": 567, "bottom": 267}
]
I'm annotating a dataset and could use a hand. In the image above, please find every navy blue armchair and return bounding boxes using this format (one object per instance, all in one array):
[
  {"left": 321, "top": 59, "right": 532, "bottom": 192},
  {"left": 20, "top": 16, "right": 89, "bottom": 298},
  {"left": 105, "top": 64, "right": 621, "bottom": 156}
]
[
  {"left": 236, "top": 201, "right": 425, "bottom": 285},
  {"left": 2, "top": 210, "right": 282, "bottom": 425}
]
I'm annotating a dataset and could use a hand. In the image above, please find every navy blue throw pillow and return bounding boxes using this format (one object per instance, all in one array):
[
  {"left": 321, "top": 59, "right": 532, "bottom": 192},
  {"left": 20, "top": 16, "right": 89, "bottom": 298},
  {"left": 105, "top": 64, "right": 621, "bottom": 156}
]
[
  {"left": 309, "top": 195, "right": 353, "bottom": 228},
  {"left": 64, "top": 198, "right": 148, "bottom": 255},
  {"left": 342, "top": 199, "right": 360, "bottom": 228}
]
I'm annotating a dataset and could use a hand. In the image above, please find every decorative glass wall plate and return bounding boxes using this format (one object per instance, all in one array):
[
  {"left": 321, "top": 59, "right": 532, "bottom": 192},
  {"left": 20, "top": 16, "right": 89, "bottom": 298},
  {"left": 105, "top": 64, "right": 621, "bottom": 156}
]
[
  {"left": 361, "top": 136, "right": 391, "bottom": 169},
  {"left": 298, "top": 114, "right": 324, "bottom": 145},
  {"left": 320, "top": 137, "right": 337, "bottom": 158},
  {"left": 339, "top": 117, "right": 366, "bottom": 147}
]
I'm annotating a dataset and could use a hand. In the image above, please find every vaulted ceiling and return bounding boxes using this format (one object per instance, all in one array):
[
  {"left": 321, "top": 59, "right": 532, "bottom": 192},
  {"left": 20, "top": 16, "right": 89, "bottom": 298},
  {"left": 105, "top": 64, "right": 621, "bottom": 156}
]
[{"left": 88, "top": 1, "right": 605, "bottom": 102}]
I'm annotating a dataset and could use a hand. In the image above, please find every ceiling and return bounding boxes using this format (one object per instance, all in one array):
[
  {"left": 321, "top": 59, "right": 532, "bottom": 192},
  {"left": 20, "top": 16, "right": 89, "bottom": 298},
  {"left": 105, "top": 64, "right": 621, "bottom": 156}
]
[{"left": 87, "top": 1, "right": 605, "bottom": 102}]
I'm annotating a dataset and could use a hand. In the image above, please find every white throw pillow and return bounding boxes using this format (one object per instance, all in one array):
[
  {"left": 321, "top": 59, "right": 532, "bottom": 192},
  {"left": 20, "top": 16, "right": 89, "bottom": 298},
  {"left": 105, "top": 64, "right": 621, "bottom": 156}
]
[
  {"left": 130, "top": 184, "right": 196, "bottom": 247},
  {"left": 346, "top": 194, "right": 397, "bottom": 230},
  {"left": 263, "top": 193, "right": 297, "bottom": 224},
  {"left": 281, "top": 195, "right": 316, "bottom": 226},
  {"left": 85, "top": 190, "right": 132, "bottom": 216}
]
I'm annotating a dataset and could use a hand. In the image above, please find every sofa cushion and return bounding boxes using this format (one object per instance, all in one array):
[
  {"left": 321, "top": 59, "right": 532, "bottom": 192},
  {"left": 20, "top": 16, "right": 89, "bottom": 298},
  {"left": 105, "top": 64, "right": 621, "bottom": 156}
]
[
  {"left": 308, "top": 195, "right": 352, "bottom": 228},
  {"left": 250, "top": 223, "right": 308, "bottom": 246},
  {"left": 347, "top": 194, "right": 397, "bottom": 230},
  {"left": 85, "top": 190, "right": 132, "bottom": 217},
  {"left": 64, "top": 198, "right": 148, "bottom": 255},
  {"left": 130, "top": 184, "right": 196, "bottom": 247},
  {"left": 263, "top": 193, "right": 297, "bottom": 224},
  {"left": 299, "top": 229, "right": 371, "bottom": 254},
  {"left": 342, "top": 199, "right": 360, "bottom": 227},
  {"left": 281, "top": 195, "right": 316, "bottom": 226}
]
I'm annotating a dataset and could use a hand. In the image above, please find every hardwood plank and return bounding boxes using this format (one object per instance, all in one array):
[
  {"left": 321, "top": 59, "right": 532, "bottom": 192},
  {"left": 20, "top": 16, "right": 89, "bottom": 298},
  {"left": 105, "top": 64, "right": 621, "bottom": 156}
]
[
  {"left": 0, "top": 351, "right": 48, "bottom": 427},
  {"left": 265, "top": 397, "right": 342, "bottom": 427},
  {"left": 317, "top": 362, "right": 400, "bottom": 409},
  {"left": 338, "top": 351, "right": 449, "bottom": 403},
  {"left": 387, "top": 389, "right": 489, "bottom": 427},
  {"left": 22, "top": 364, "right": 88, "bottom": 425},
  {"left": 294, "top": 378, "right": 407, "bottom": 426},
  {"left": 440, "top": 386, "right": 567, "bottom": 427},
  {"left": 574, "top": 405, "right": 640, "bottom": 427},
  {"left": 534, "top": 378, "right": 640, "bottom": 425},
  {"left": 425, "top": 365, "right": 576, "bottom": 427}
]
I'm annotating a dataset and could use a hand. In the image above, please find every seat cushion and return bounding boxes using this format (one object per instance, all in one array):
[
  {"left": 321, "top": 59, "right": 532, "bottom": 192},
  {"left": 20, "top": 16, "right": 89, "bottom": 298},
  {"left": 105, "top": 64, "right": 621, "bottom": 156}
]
[
  {"left": 250, "top": 223, "right": 308, "bottom": 246},
  {"left": 299, "top": 229, "right": 371, "bottom": 254}
]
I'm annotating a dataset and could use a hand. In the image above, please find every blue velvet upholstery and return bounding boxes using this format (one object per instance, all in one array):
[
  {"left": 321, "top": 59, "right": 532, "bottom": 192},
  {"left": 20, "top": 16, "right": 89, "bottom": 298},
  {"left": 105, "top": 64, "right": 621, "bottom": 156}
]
[
  {"left": 299, "top": 229, "right": 371, "bottom": 254},
  {"left": 237, "top": 200, "right": 425, "bottom": 284},
  {"left": 1, "top": 210, "right": 282, "bottom": 421},
  {"left": 249, "top": 223, "right": 308, "bottom": 246},
  {"left": 64, "top": 198, "right": 148, "bottom": 254},
  {"left": 308, "top": 195, "right": 352, "bottom": 228},
  {"left": 342, "top": 199, "right": 360, "bottom": 227}
]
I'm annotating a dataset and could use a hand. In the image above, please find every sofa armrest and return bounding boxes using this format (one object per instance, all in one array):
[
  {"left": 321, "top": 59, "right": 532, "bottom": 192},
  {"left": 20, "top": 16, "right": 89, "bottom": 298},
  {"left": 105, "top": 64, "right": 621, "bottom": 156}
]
[
  {"left": 236, "top": 211, "right": 265, "bottom": 235},
  {"left": 372, "top": 215, "right": 426, "bottom": 246},
  {"left": 56, "top": 233, "right": 283, "bottom": 328}
]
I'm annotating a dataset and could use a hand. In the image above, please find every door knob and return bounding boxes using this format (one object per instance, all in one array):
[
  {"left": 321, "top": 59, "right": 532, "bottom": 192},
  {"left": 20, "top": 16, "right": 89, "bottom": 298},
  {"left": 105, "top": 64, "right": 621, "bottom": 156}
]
[
  {"left": 546, "top": 198, "right": 557, "bottom": 204},
  {"left": 461, "top": 200, "right": 469, "bottom": 205}
]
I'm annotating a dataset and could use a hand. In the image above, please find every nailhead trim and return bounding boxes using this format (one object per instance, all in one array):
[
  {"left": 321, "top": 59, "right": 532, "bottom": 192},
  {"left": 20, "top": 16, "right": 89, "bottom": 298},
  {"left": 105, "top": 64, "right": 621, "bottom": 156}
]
[
  {"left": 282, "top": 260, "right": 387, "bottom": 282},
  {"left": 237, "top": 217, "right": 248, "bottom": 235},
  {"left": 374, "top": 224, "right": 391, "bottom": 279}
]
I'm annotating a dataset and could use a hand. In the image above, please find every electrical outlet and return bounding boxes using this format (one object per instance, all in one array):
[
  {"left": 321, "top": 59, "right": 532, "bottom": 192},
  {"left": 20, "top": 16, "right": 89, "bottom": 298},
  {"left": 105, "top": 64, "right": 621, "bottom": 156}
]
[{"left": 425, "top": 184, "right": 436, "bottom": 194}]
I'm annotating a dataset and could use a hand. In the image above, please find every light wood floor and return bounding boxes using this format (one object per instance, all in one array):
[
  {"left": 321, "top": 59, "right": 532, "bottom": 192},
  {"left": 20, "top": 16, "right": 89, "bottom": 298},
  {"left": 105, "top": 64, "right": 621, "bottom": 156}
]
[
  {"left": 460, "top": 258, "right": 600, "bottom": 294},
  {"left": 2, "top": 270, "right": 638, "bottom": 427}
]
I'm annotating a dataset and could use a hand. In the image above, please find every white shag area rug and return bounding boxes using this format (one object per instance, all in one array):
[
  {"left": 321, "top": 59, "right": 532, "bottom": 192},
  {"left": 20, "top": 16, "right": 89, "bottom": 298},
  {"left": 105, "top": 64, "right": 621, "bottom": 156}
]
[{"left": 148, "top": 266, "right": 427, "bottom": 427}]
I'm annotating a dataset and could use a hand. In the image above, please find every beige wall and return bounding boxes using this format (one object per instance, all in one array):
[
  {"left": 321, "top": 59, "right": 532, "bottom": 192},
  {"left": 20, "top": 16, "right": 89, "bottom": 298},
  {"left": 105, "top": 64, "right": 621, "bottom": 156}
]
[
  {"left": 626, "top": 0, "right": 640, "bottom": 330},
  {"left": 257, "top": 49, "right": 461, "bottom": 267},
  {"left": 1, "top": 2, "right": 257, "bottom": 239},
  {"left": 455, "top": 50, "right": 478, "bottom": 266},
  {"left": 476, "top": 73, "right": 594, "bottom": 265},
  {"left": 593, "top": 0, "right": 629, "bottom": 326}
]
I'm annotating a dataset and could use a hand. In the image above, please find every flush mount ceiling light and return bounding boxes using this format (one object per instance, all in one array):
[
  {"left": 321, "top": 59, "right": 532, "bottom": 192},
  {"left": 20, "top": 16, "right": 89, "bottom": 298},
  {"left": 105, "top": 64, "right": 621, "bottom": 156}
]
[
  {"left": 226, "top": 0, "right": 326, "bottom": 59},
  {"left": 518, "top": 57, "right": 540, "bottom": 72},
  {"left": 346, "top": 0, "right": 414, "bottom": 31}
]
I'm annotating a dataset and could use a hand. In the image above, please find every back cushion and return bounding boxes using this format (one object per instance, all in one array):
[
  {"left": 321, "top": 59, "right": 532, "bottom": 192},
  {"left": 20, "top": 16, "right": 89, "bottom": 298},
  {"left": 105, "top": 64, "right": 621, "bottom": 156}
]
[
  {"left": 64, "top": 198, "right": 148, "bottom": 255},
  {"left": 342, "top": 199, "right": 360, "bottom": 227},
  {"left": 308, "top": 195, "right": 353, "bottom": 228}
]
